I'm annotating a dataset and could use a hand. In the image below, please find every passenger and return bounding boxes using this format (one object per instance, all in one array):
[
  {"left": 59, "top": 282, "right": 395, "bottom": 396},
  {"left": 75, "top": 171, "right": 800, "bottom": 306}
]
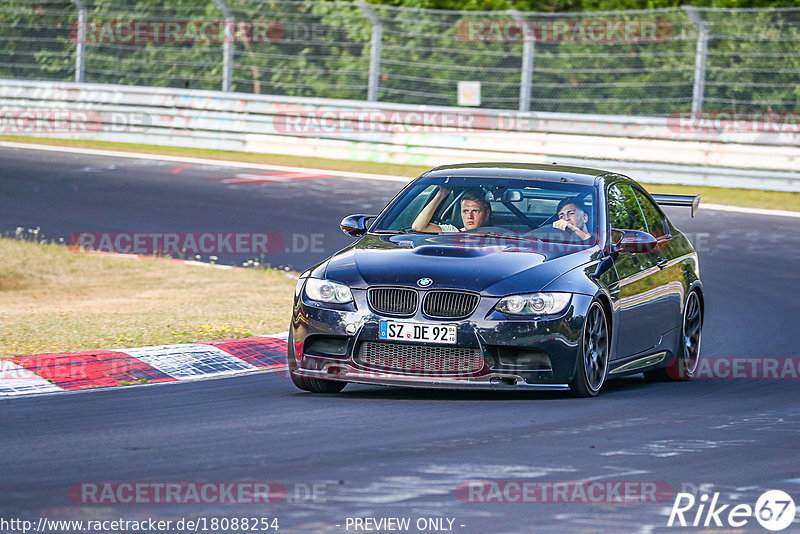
[
  {"left": 553, "top": 197, "right": 591, "bottom": 241},
  {"left": 412, "top": 187, "right": 491, "bottom": 233}
]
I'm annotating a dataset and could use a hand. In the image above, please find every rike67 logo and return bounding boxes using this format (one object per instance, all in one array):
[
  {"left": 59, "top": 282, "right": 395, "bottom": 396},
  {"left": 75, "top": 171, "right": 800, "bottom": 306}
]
[{"left": 668, "top": 489, "right": 796, "bottom": 531}]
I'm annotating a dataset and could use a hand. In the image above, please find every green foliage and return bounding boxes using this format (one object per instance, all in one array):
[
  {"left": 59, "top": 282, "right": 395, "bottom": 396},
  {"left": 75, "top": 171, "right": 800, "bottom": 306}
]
[
  {"left": 0, "top": 1, "right": 77, "bottom": 81},
  {"left": 1, "top": 0, "right": 798, "bottom": 115}
]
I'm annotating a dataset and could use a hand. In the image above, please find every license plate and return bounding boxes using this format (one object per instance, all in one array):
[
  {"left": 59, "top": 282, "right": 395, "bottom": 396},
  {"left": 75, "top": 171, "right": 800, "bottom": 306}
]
[{"left": 379, "top": 321, "right": 456, "bottom": 344}]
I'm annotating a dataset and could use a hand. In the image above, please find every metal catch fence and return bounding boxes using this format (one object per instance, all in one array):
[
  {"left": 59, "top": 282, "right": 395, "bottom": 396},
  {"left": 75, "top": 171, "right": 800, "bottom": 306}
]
[{"left": 1, "top": 1, "right": 798, "bottom": 116}]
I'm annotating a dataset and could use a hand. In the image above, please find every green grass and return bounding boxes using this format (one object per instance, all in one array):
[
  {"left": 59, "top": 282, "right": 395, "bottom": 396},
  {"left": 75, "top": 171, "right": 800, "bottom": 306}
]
[
  {"left": 2, "top": 136, "right": 798, "bottom": 212},
  {"left": 641, "top": 183, "right": 800, "bottom": 212},
  {"left": 0, "top": 238, "right": 296, "bottom": 358}
]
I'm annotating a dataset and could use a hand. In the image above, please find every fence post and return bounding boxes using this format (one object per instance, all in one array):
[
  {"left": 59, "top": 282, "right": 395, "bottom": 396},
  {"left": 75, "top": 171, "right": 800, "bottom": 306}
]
[
  {"left": 682, "top": 5, "right": 708, "bottom": 116},
  {"left": 356, "top": 1, "right": 382, "bottom": 102},
  {"left": 70, "top": 0, "right": 86, "bottom": 83},
  {"left": 508, "top": 9, "right": 533, "bottom": 112},
  {"left": 213, "top": 0, "right": 234, "bottom": 92}
]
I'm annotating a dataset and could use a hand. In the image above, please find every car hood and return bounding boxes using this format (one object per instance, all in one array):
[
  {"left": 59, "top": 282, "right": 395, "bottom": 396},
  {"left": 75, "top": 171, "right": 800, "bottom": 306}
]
[{"left": 322, "top": 233, "right": 595, "bottom": 296}]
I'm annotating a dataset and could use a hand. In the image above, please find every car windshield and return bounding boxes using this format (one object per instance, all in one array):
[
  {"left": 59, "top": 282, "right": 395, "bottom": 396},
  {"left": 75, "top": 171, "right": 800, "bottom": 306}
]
[{"left": 372, "top": 176, "right": 598, "bottom": 245}]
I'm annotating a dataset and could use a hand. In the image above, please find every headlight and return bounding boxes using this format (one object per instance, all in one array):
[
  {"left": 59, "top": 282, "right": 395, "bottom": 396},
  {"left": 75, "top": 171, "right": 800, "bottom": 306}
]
[
  {"left": 304, "top": 278, "right": 353, "bottom": 304},
  {"left": 496, "top": 292, "right": 571, "bottom": 316},
  {"left": 295, "top": 271, "right": 311, "bottom": 297}
]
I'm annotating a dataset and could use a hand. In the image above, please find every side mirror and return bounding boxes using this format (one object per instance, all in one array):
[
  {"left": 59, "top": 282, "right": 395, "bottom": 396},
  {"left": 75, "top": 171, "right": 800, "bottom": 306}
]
[
  {"left": 612, "top": 229, "right": 657, "bottom": 253},
  {"left": 340, "top": 214, "right": 375, "bottom": 237}
]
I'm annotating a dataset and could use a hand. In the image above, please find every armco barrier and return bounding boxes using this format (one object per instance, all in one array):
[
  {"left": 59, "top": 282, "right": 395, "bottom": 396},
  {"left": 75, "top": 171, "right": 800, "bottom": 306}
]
[{"left": 1, "top": 79, "right": 798, "bottom": 192}]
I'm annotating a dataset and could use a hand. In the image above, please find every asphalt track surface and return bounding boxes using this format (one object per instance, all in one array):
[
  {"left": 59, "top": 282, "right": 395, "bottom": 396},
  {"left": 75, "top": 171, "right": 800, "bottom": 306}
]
[{"left": 1, "top": 146, "right": 799, "bottom": 533}]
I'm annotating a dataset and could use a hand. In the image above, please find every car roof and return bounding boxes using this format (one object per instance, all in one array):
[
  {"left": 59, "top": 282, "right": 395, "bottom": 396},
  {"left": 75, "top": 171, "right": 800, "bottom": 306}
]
[{"left": 421, "top": 162, "right": 607, "bottom": 187}]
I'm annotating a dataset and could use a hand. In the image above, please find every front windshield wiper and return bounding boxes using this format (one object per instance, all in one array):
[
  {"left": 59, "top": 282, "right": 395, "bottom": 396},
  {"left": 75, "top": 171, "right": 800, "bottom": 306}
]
[{"left": 370, "top": 229, "right": 413, "bottom": 234}]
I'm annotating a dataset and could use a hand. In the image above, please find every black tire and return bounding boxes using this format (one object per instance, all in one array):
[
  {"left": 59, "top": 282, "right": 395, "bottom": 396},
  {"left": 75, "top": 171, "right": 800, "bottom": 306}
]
[
  {"left": 644, "top": 290, "right": 702, "bottom": 382},
  {"left": 287, "top": 330, "right": 347, "bottom": 393},
  {"left": 288, "top": 359, "right": 312, "bottom": 391},
  {"left": 306, "top": 377, "right": 347, "bottom": 394},
  {"left": 570, "top": 301, "right": 610, "bottom": 397},
  {"left": 287, "top": 330, "right": 311, "bottom": 391}
]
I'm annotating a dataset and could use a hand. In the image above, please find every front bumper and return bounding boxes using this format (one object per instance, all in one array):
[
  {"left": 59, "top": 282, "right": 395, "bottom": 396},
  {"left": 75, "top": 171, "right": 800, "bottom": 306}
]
[
  {"left": 291, "top": 289, "right": 593, "bottom": 390},
  {"left": 295, "top": 364, "right": 570, "bottom": 391}
]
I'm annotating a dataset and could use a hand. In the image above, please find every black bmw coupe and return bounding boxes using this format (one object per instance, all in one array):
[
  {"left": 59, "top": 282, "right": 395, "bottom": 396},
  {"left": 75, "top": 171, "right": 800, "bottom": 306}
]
[{"left": 288, "top": 163, "right": 703, "bottom": 397}]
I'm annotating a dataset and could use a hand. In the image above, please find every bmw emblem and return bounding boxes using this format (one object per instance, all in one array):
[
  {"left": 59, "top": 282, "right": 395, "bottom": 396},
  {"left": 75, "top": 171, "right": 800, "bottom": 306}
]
[{"left": 417, "top": 278, "right": 433, "bottom": 287}]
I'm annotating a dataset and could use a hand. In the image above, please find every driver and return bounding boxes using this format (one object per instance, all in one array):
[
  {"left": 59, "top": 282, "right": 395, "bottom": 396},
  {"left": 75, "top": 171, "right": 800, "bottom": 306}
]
[
  {"left": 411, "top": 187, "right": 491, "bottom": 233},
  {"left": 553, "top": 197, "right": 591, "bottom": 241}
]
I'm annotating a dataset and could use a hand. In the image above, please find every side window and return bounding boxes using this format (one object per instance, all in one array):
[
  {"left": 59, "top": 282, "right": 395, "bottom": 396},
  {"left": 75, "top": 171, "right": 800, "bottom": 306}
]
[
  {"left": 607, "top": 184, "right": 647, "bottom": 232},
  {"left": 633, "top": 188, "right": 667, "bottom": 238}
]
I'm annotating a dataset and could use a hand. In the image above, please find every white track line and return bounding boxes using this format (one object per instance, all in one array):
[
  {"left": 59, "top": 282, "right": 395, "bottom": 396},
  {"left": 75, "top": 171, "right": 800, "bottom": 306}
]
[
  {"left": 701, "top": 203, "right": 800, "bottom": 218},
  {"left": 3, "top": 141, "right": 798, "bottom": 217},
  {"left": 0, "top": 141, "right": 410, "bottom": 182}
]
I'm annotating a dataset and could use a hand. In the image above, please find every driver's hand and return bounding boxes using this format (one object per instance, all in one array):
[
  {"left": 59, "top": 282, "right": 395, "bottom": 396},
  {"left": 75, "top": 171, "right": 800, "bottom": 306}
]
[
  {"left": 553, "top": 219, "right": 571, "bottom": 232},
  {"left": 437, "top": 186, "right": 452, "bottom": 197}
]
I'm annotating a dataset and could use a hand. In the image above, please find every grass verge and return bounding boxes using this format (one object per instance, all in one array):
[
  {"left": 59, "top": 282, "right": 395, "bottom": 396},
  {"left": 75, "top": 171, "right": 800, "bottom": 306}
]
[
  {"left": 3, "top": 135, "right": 797, "bottom": 212},
  {"left": 0, "top": 238, "right": 295, "bottom": 358},
  {"left": 640, "top": 183, "right": 800, "bottom": 212}
]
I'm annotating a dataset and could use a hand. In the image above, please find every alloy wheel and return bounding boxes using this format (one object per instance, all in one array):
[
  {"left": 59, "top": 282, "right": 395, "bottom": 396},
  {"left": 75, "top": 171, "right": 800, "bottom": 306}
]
[
  {"left": 582, "top": 302, "right": 609, "bottom": 393},
  {"left": 681, "top": 291, "right": 702, "bottom": 376}
]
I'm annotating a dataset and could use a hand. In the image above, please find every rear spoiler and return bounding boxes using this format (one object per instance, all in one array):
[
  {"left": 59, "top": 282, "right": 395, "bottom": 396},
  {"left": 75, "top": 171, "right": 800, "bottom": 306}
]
[{"left": 652, "top": 194, "right": 701, "bottom": 218}]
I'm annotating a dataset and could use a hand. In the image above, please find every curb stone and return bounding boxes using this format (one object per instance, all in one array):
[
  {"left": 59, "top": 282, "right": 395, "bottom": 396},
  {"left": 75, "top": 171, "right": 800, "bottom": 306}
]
[{"left": 0, "top": 333, "right": 289, "bottom": 397}]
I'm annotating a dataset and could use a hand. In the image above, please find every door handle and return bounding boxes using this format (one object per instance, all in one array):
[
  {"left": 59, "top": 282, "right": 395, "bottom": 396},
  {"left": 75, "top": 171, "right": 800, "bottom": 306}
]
[{"left": 656, "top": 257, "right": 668, "bottom": 269}]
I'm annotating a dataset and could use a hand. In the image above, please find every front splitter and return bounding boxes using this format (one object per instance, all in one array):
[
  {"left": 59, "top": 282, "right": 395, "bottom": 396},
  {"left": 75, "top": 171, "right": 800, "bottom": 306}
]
[{"left": 296, "top": 364, "right": 570, "bottom": 391}]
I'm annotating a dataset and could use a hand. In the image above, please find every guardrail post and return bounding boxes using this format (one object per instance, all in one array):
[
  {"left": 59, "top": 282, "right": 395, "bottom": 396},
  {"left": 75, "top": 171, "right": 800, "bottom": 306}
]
[
  {"left": 356, "top": 1, "right": 382, "bottom": 102},
  {"left": 70, "top": 0, "right": 86, "bottom": 83},
  {"left": 508, "top": 10, "right": 533, "bottom": 112},
  {"left": 682, "top": 5, "right": 708, "bottom": 116},
  {"left": 213, "top": 0, "right": 234, "bottom": 92}
]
